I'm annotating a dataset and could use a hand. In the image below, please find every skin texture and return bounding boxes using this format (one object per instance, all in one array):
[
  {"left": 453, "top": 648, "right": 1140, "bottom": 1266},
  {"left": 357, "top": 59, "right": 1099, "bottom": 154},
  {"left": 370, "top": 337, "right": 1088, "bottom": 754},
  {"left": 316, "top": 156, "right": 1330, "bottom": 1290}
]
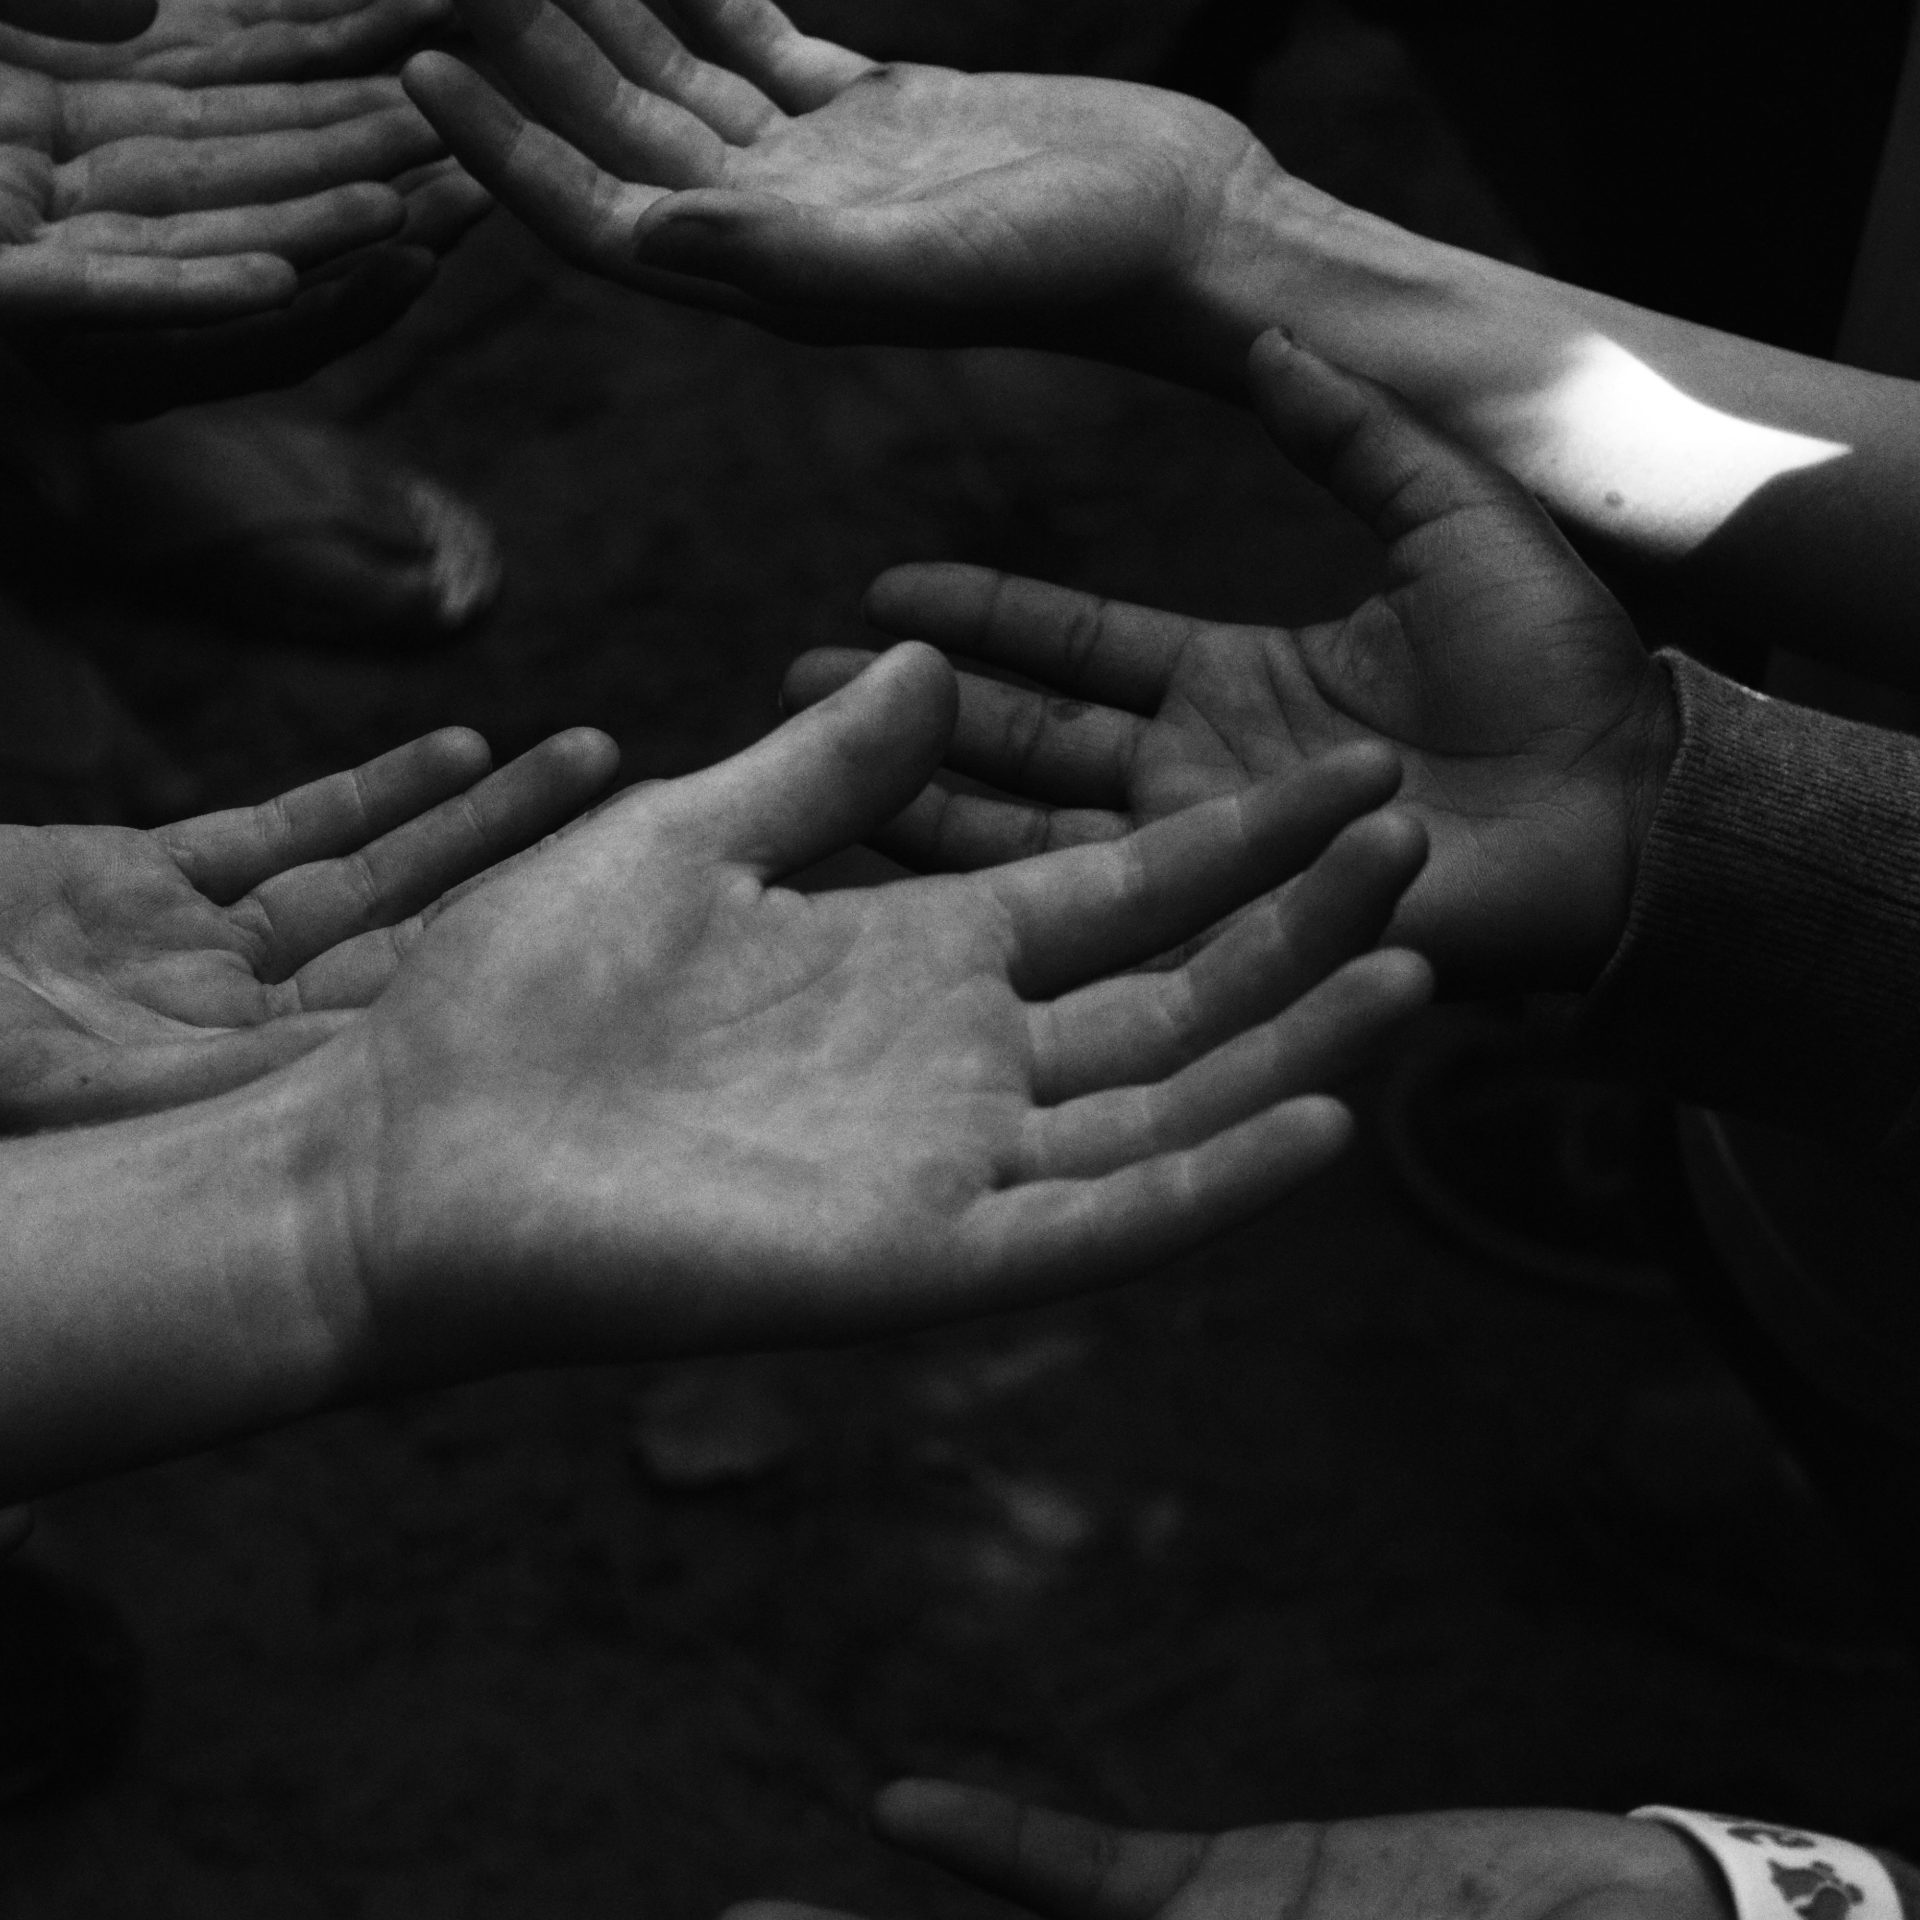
[
  {"left": 721, "top": 1785, "right": 1732, "bottom": 1920},
  {"left": 0, "top": 649, "right": 1434, "bottom": 1496},
  {"left": 406, "top": 0, "right": 1920, "bottom": 687},
  {"left": 0, "top": 721, "right": 617, "bottom": 1126},
  {"left": 400, "top": 0, "right": 1271, "bottom": 362},
  {"left": 786, "top": 338, "right": 1677, "bottom": 995}
]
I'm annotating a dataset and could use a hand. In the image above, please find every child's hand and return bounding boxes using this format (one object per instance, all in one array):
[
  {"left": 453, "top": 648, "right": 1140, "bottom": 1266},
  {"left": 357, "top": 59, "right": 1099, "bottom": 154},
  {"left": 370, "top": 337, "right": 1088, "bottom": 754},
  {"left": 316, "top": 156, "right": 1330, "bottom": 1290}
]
[{"left": 787, "top": 335, "right": 1678, "bottom": 994}]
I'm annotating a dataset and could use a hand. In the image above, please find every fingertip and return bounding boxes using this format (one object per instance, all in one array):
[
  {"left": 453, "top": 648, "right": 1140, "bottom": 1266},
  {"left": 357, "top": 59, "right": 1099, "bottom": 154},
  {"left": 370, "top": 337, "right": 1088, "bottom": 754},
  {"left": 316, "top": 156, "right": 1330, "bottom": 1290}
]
[
  {"left": 1339, "top": 801, "right": 1429, "bottom": 883},
  {"left": 1284, "top": 1090, "right": 1357, "bottom": 1162},
  {"left": 870, "top": 1777, "right": 973, "bottom": 1842},
  {"left": 1289, "top": 740, "right": 1402, "bottom": 822},
  {"left": 543, "top": 724, "right": 622, "bottom": 788},
  {"left": 781, "top": 646, "right": 873, "bottom": 714},
  {"left": 424, "top": 724, "right": 493, "bottom": 778}
]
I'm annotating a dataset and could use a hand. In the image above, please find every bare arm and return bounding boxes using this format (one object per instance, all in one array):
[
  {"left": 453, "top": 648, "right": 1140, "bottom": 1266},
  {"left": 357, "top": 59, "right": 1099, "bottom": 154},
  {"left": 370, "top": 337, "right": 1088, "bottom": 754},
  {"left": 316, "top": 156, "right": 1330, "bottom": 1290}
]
[{"left": 407, "top": 0, "right": 1920, "bottom": 682}]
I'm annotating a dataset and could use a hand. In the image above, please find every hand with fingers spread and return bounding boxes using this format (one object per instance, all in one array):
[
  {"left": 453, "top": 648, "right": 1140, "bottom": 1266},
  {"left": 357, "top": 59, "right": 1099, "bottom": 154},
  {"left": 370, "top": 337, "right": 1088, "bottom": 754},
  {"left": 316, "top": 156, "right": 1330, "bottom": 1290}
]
[
  {"left": 0, "top": 720, "right": 617, "bottom": 1128},
  {"left": 0, "top": 646, "right": 1430, "bottom": 1495},
  {"left": 721, "top": 1784, "right": 1731, "bottom": 1920},
  {"left": 0, "top": 61, "right": 450, "bottom": 325},
  {"left": 0, "top": 0, "right": 453, "bottom": 86},
  {"left": 788, "top": 336, "right": 1679, "bottom": 995},
  {"left": 400, "top": 0, "right": 1274, "bottom": 365}
]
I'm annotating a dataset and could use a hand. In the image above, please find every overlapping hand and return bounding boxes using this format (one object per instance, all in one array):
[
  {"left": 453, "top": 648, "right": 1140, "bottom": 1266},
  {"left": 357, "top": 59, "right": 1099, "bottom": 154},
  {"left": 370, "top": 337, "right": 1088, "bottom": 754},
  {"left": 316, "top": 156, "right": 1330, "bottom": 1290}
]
[
  {"left": 0, "top": 721, "right": 615, "bottom": 1127},
  {"left": 787, "top": 338, "right": 1676, "bottom": 993},
  {"left": 332, "top": 647, "right": 1432, "bottom": 1372},
  {"left": 724, "top": 1784, "right": 1730, "bottom": 1920},
  {"left": 401, "top": 0, "right": 1270, "bottom": 362}
]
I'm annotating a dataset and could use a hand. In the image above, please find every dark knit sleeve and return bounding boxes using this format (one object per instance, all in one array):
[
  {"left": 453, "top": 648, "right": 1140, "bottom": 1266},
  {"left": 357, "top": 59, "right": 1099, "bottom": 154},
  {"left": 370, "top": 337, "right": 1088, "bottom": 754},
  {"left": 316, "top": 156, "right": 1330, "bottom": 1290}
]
[{"left": 1574, "top": 650, "right": 1920, "bottom": 1178}]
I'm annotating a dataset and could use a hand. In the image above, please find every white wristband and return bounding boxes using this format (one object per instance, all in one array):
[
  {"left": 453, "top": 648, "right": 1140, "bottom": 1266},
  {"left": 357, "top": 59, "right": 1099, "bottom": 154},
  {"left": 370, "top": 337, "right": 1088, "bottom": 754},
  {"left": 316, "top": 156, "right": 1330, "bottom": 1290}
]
[{"left": 1630, "top": 1806, "right": 1902, "bottom": 1920}]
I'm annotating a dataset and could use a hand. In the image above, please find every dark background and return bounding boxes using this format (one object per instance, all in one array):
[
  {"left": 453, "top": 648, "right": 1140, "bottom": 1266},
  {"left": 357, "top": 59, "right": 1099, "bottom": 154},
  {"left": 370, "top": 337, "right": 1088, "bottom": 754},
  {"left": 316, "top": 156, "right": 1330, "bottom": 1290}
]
[{"left": 9, "top": 3, "right": 1920, "bottom": 1909}]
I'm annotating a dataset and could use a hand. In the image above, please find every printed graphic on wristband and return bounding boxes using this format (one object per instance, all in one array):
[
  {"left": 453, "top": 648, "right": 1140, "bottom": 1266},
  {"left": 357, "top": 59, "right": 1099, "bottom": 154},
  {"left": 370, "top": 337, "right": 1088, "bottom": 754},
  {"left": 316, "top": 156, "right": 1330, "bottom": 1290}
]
[{"left": 1630, "top": 1805, "right": 1902, "bottom": 1920}]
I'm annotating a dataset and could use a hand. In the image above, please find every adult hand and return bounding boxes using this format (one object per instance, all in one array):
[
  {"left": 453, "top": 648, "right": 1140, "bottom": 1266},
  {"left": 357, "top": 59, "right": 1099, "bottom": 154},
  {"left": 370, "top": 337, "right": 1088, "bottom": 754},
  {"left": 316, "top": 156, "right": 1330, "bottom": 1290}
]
[
  {"left": 723, "top": 1785, "right": 1731, "bottom": 1920},
  {"left": 787, "top": 337, "right": 1679, "bottom": 994},
  {"left": 0, "top": 0, "right": 451, "bottom": 86},
  {"left": 321, "top": 644, "right": 1431, "bottom": 1377},
  {"left": 0, "top": 722, "right": 617, "bottom": 1126},
  {"left": 0, "top": 63, "right": 444, "bottom": 324},
  {"left": 400, "top": 0, "right": 1277, "bottom": 369}
]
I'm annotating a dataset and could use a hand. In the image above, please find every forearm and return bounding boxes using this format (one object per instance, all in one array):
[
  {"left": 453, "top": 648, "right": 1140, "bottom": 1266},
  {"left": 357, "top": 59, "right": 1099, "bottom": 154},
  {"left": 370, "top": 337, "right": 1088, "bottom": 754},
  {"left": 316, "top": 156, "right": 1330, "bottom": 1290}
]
[
  {"left": 0, "top": 1067, "right": 363, "bottom": 1500},
  {"left": 1158, "top": 164, "right": 1920, "bottom": 683}
]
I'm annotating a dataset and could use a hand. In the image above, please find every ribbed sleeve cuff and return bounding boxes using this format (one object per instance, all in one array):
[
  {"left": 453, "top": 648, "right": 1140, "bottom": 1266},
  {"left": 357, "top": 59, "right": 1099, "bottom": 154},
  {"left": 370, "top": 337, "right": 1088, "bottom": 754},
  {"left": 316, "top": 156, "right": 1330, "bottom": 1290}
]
[{"left": 1578, "top": 651, "right": 1920, "bottom": 1165}]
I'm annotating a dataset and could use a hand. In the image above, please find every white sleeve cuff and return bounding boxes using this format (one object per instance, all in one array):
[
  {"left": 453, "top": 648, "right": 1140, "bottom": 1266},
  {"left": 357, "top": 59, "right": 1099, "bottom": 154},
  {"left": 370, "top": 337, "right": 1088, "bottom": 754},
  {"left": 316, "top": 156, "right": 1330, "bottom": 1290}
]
[{"left": 1630, "top": 1806, "right": 1902, "bottom": 1920}]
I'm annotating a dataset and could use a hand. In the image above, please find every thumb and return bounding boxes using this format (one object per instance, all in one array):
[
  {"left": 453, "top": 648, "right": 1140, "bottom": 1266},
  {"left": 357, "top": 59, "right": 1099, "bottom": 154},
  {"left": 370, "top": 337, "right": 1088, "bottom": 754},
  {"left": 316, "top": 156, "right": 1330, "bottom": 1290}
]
[
  {"left": 671, "top": 642, "right": 956, "bottom": 879},
  {"left": 872, "top": 1780, "right": 1206, "bottom": 1920},
  {"left": 1247, "top": 329, "right": 1523, "bottom": 547}
]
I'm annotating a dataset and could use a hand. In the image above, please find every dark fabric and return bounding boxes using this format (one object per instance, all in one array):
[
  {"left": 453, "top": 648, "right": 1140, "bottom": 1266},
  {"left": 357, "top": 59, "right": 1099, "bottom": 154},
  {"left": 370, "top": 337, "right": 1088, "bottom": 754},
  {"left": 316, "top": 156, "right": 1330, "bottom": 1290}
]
[{"left": 1580, "top": 651, "right": 1920, "bottom": 1182}]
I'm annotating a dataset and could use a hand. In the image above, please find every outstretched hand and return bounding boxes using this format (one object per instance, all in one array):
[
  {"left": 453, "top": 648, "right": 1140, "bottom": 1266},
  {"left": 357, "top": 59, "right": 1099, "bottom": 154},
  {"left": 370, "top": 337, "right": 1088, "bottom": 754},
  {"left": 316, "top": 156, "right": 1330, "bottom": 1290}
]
[
  {"left": 401, "top": 0, "right": 1273, "bottom": 366},
  {"left": 0, "top": 62, "right": 447, "bottom": 325},
  {"left": 787, "top": 337, "right": 1678, "bottom": 993},
  {"left": 722, "top": 1784, "right": 1730, "bottom": 1920},
  {"left": 0, "top": 722, "right": 616, "bottom": 1126},
  {"left": 324, "top": 645, "right": 1432, "bottom": 1376}
]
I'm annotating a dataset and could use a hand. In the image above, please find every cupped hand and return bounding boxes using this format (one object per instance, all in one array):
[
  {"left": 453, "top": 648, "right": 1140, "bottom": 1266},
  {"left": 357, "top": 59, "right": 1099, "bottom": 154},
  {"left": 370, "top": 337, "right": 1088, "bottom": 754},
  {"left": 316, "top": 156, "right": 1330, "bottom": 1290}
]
[
  {"left": 0, "top": 0, "right": 452, "bottom": 85},
  {"left": 0, "top": 62, "right": 444, "bottom": 324},
  {"left": 0, "top": 722, "right": 617, "bottom": 1126},
  {"left": 23, "top": 149, "right": 491, "bottom": 412},
  {"left": 401, "top": 0, "right": 1275, "bottom": 361},
  {"left": 331, "top": 645, "right": 1433, "bottom": 1376},
  {"left": 722, "top": 1784, "right": 1730, "bottom": 1920},
  {"left": 786, "top": 336, "right": 1678, "bottom": 993}
]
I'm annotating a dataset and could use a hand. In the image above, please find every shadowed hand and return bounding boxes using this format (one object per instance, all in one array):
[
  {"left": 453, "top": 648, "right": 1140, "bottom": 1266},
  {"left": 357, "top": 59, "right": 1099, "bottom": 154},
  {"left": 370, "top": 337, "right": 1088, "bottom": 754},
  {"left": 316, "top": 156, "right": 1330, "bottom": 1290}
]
[
  {"left": 718, "top": 1785, "right": 1732, "bottom": 1920},
  {"left": 0, "top": 59, "right": 451, "bottom": 323},
  {"left": 786, "top": 336, "right": 1677, "bottom": 993},
  {"left": 401, "top": 0, "right": 1270, "bottom": 363},
  {"left": 331, "top": 645, "right": 1432, "bottom": 1373},
  {"left": 0, "top": 721, "right": 616, "bottom": 1125}
]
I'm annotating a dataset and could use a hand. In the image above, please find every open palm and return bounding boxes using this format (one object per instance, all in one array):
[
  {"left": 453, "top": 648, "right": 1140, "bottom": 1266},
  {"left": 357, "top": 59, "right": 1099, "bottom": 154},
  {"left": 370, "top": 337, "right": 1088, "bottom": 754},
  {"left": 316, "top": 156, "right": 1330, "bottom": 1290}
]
[
  {"left": 725, "top": 1785, "right": 1730, "bottom": 1920},
  {"left": 0, "top": 722, "right": 614, "bottom": 1127},
  {"left": 401, "top": 0, "right": 1268, "bottom": 357},
  {"left": 0, "top": 0, "right": 453, "bottom": 86},
  {"left": 788, "top": 337, "right": 1675, "bottom": 992},
  {"left": 0, "top": 59, "right": 444, "bottom": 321},
  {"left": 335, "top": 647, "right": 1431, "bottom": 1373}
]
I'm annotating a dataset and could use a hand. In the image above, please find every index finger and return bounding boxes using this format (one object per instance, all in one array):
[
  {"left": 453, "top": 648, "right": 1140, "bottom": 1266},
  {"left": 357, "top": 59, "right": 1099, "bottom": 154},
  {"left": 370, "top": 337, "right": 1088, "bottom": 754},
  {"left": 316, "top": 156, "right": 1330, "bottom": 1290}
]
[
  {"left": 987, "top": 743, "right": 1403, "bottom": 999},
  {"left": 160, "top": 727, "right": 495, "bottom": 901}
]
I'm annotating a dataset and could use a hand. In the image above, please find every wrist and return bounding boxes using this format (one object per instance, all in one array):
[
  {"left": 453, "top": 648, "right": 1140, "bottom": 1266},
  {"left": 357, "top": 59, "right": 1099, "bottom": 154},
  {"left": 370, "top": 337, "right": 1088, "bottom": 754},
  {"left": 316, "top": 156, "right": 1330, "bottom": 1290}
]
[{"left": 0, "top": 1053, "right": 373, "bottom": 1498}]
